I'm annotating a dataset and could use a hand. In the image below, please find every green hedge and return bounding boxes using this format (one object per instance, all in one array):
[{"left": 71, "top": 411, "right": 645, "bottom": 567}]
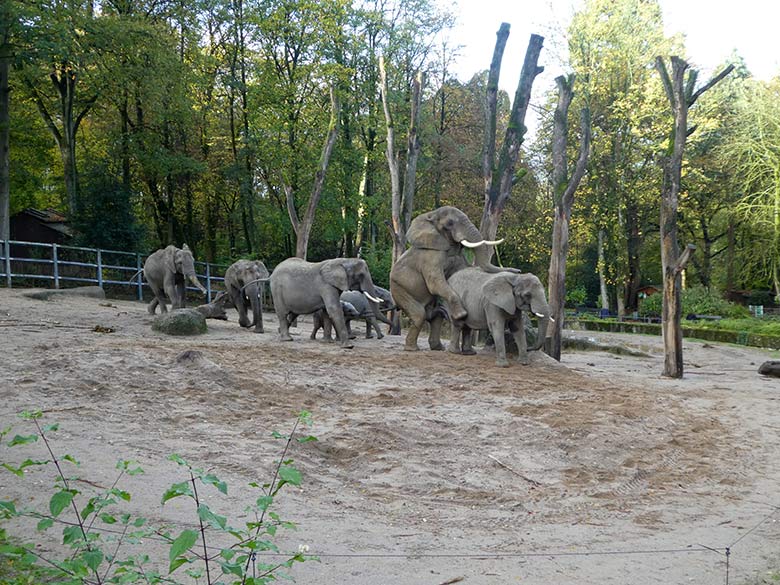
[{"left": 573, "top": 318, "right": 780, "bottom": 350}]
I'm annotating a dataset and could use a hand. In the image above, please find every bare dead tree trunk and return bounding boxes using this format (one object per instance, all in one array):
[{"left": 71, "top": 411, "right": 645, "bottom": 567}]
[
  {"left": 380, "top": 56, "right": 424, "bottom": 266},
  {"left": 480, "top": 31, "right": 544, "bottom": 249},
  {"left": 597, "top": 229, "right": 610, "bottom": 310},
  {"left": 546, "top": 75, "right": 591, "bottom": 361},
  {"left": 656, "top": 56, "right": 733, "bottom": 378},
  {"left": 285, "top": 88, "right": 340, "bottom": 260}
]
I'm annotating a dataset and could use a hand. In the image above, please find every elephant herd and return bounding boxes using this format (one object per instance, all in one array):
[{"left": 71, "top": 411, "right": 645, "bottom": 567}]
[{"left": 142, "top": 205, "right": 552, "bottom": 366}]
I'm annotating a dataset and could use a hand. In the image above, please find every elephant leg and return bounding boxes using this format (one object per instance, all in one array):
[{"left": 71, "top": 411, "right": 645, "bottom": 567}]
[
  {"left": 448, "top": 321, "right": 463, "bottom": 354},
  {"left": 345, "top": 320, "right": 356, "bottom": 340},
  {"left": 423, "top": 271, "right": 467, "bottom": 321},
  {"left": 510, "top": 314, "right": 529, "bottom": 365},
  {"left": 277, "top": 304, "right": 294, "bottom": 342},
  {"left": 252, "top": 289, "right": 264, "bottom": 333},
  {"left": 460, "top": 325, "right": 477, "bottom": 355},
  {"left": 428, "top": 312, "right": 445, "bottom": 351},
  {"left": 232, "top": 287, "right": 251, "bottom": 328},
  {"left": 310, "top": 311, "right": 322, "bottom": 340},
  {"left": 323, "top": 291, "right": 353, "bottom": 349},
  {"left": 367, "top": 317, "right": 383, "bottom": 339},
  {"left": 391, "top": 282, "right": 426, "bottom": 351},
  {"left": 147, "top": 281, "right": 164, "bottom": 314},
  {"left": 489, "top": 319, "right": 510, "bottom": 367}
]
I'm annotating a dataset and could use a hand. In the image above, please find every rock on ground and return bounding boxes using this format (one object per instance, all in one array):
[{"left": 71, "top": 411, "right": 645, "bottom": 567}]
[
  {"left": 152, "top": 308, "right": 207, "bottom": 335},
  {"left": 23, "top": 286, "right": 106, "bottom": 301}
]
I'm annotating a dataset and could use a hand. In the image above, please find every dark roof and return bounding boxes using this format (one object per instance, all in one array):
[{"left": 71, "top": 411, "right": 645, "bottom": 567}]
[{"left": 13, "top": 208, "right": 74, "bottom": 237}]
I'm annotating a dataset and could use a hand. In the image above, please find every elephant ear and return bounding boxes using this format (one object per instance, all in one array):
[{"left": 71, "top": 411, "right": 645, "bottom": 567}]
[
  {"left": 483, "top": 275, "right": 516, "bottom": 314},
  {"left": 164, "top": 246, "right": 178, "bottom": 273},
  {"left": 320, "top": 260, "right": 350, "bottom": 291},
  {"left": 406, "top": 213, "right": 450, "bottom": 251}
]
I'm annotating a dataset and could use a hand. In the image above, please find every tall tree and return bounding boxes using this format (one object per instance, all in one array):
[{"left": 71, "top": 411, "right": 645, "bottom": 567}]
[
  {"left": 480, "top": 28, "right": 544, "bottom": 249},
  {"left": 546, "top": 74, "right": 591, "bottom": 361},
  {"left": 0, "top": 0, "right": 12, "bottom": 240},
  {"left": 655, "top": 56, "right": 733, "bottom": 378}
]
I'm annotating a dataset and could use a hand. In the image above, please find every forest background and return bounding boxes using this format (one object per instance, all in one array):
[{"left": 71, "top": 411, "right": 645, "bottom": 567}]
[{"left": 1, "top": 0, "right": 779, "bottom": 314}]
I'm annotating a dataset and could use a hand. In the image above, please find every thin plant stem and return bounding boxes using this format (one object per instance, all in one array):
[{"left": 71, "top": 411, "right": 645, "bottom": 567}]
[{"left": 190, "top": 470, "right": 212, "bottom": 584}]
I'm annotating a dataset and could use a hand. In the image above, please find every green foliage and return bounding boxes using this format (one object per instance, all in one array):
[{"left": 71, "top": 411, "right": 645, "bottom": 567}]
[
  {"left": 0, "top": 411, "right": 315, "bottom": 584},
  {"left": 565, "top": 285, "right": 588, "bottom": 307},
  {"left": 638, "top": 286, "right": 751, "bottom": 318}
]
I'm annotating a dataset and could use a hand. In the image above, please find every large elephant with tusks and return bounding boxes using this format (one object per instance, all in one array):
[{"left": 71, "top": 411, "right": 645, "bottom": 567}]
[{"left": 390, "top": 206, "right": 517, "bottom": 351}]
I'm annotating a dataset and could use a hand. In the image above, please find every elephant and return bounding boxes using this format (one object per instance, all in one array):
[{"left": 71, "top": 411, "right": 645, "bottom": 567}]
[
  {"left": 143, "top": 244, "right": 207, "bottom": 314},
  {"left": 270, "top": 257, "right": 385, "bottom": 349},
  {"left": 445, "top": 268, "right": 552, "bottom": 367},
  {"left": 389, "top": 205, "right": 516, "bottom": 351},
  {"left": 310, "top": 301, "right": 360, "bottom": 340},
  {"left": 224, "top": 259, "right": 270, "bottom": 333},
  {"left": 195, "top": 291, "right": 229, "bottom": 320},
  {"left": 315, "top": 287, "right": 395, "bottom": 340}
]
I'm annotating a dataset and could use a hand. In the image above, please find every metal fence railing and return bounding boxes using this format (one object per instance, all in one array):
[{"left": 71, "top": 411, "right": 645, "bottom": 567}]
[{"left": 0, "top": 239, "right": 270, "bottom": 306}]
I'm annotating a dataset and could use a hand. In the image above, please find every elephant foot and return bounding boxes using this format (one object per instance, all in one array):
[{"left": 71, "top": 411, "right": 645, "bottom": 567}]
[
  {"left": 429, "top": 341, "right": 445, "bottom": 351},
  {"left": 403, "top": 344, "right": 420, "bottom": 352},
  {"left": 340, "top": 342, "right": 354, "bottom": 350},
  {"left": 348, "top": 333, "right": 357, "bottom": 340},
  {"left": 366, "top": 334, "right": 374, "bottom": 339},
  {"left": 461, "top": 348, "right": 477, "bottom": 356},
  {"left": 518, "top": 358, "right": 530, "bottom": 366},
  {"left": 280, "top": 334, "right": 294, "bottom": 342},
  {"left": 496, "top": 358, "right": 510, "bottom": 367},
  {"left": 376, "top": 333, "right": 384, "bottom": 340}
]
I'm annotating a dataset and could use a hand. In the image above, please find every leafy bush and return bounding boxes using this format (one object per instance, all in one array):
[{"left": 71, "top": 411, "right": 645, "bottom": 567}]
[
  {"left": 693, "top": 317, "right": 780, "bottom": 336},
  {"left": 566, "top": 285, "right": 588, "bottom": 307},
  {"left": 638, "top": 286, "right": 750, "bottom": 319},
  {"left": 1, "top": 410, "right": 315, "bottom": 584}
]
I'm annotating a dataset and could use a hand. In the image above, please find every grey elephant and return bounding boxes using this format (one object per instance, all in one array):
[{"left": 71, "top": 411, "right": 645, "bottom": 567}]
[
  {"left": 224, "top": 259, "right": 270, "bottom": 333},
  {"left": 446, "top": 268, "right": 552, "bottom": 367},
  {"left": 310, "top": 301, "right": 360, "bottom": 340},
  {"left": 195, "top": 291, "right": 229, "bottom": 320},
  {"left": 270, "top": 257, "right": 385, "bottom": 349},
  {"left": 389, "top": 206, "right": 514, "bottom": 351},
  {"left": 316, "top": 287, "right": 395, "bottom": 340},
  {"left": 143, "top": 244, "right": 207, "bottom": 314}
]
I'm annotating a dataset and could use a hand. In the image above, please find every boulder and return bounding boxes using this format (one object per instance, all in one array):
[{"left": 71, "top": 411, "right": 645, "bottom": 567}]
[
  {"left": 195, "top": 291, "right": 229, "bottom": 320},
  {"left": 23, "top": 286, "right": 106, "bottom": 301},
  {"left": 758, "top": 361, "right": 780, "bottom": 378},
  {"left": 152, "top": 309, "right": 207, "bottom": 336}
]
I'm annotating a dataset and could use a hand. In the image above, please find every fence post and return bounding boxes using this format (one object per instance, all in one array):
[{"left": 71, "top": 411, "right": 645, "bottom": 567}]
[
  {"left": 3, "top": 240, "right": 10, "bottom": 288},
  {"left": 52, "top": 244, "right": 60, "bottom": 289},
  {"left": 136, "top": 254, "right": 143, "bottom": 301},
  {"left": 96, "top": 249, "right": 104, "bottom": 288},
  {"left": 205, "top": 262, "right": 212, "bottom": 303}
]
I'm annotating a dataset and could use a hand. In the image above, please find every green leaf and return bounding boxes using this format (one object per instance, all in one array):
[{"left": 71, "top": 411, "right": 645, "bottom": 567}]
[
  {"left": 201, "top": 473, "right": 228, "bottom": 494},
  {"left": 9, "top": 434, "right": 38, "bottom": 446},
  {"left": 296, "top": 435, "right": 318, "bottom": 443},
  {"left": 99, "top": 513, "right": 117, "bottom": 524},
  {"left": 168, "top": 529, "right": 199, "bottom": 573},
  {"left": 167, "top": 454, "right": 188, "bottom": 467},
  {"left": 117, "top": 460, "right": 144, "bottom": 476},
  {"left": 161, "top": 481, "right": 193, "bottom": 504},
  {"left": 62, "top": 525, "right": 83, "bottom": 545},
  {"left": 0, "top": 501, "right": 17, "bottom": 515},
  {"left": 37, "top": 518, "right": 54, "bottom": 531},
  {"left": 50, "top": 489, "right": 76, "bottom": 517},
  {"left": 278, "top": 466, "right": 302, "bottom": 486},
  {"left": 62, "top": 454, "right": 80, "bottom": 466},
  {"left": 219, "top": 560, "right": 244, "bottom": 577},
  {"left": 197, "top": 503, "right": 227, "bottom": 530},
  {"left": 271, "top": 430, "right": 284, "bottom": 439},
  {"left": 83, "top": 549, "right": 103, "bottom": 571},
  {"left": 42, "top": 423, "right": 59, "bottom": 433},
  {"left": 256, "top": 496, "right": 273, "bottom": 511},
  {"left": 169, "top": 556, "right": 189, "bottom": 574},
  {"left": 19, "top": 410, "right": 42, "bottom": 420},
  {"left": 109, "top": 488, "right": 131, "bottom": 502}
]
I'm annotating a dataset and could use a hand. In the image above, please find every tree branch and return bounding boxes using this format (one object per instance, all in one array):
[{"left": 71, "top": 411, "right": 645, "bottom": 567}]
[
  {"left": 689, "top": 64, "right": 735, "bottom": 106},
  {"left": 672, "top": 243, "right": 696, "bottom": 275}
]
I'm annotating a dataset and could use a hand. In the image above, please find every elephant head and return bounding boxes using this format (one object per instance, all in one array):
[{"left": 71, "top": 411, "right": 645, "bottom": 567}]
[
  {"left": 320, "top": 258, "right": 385, "bottom": 322},
  {"left": 483, "top": 272, "right": 552, "bottom": 350},
  {"left": 405, "top": 206, "right": 514, "bottom": 274},
  {"left": 166, "top": 244, "right": 207, "bottom": 294}
]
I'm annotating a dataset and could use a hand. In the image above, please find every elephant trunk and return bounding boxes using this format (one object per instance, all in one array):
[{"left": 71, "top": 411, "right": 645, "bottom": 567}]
[
  {"left": 245, "top": 281, "right": 263, "bottom": 332},
  {"left": 530, "top": 300, "right": 552, "bottom": 351},
  {"left": 358, "top": 278, "right": 387, "bottom": 327},
  {"left": 188, "top": 273, "right": 208, "bottom": 294}
]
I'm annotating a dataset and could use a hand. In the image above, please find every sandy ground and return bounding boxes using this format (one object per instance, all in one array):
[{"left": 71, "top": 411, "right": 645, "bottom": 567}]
[{"left": 1, "top": 287, "right": 779, "bottom": 585}]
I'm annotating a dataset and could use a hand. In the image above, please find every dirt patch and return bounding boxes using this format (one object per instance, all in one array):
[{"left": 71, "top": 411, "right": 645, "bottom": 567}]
[{"left": 1, "top": 288, "right": 779, "bottom": 584}]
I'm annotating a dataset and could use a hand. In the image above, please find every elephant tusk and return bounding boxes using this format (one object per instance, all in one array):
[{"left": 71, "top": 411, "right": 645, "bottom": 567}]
[
  {"left": 460, "top": 238, "right": 504, "bottom": 248},
  {"left": 533, "top": 312, "right": 546, "bottom": 318},
  {"left": 364, "top": 291, "right": 383, "bottom": 304}
]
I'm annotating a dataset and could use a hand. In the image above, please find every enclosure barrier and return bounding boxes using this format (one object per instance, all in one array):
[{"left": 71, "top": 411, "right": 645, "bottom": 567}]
[{"left": 0, "top": 239, "right": 272, "bottom": 308}]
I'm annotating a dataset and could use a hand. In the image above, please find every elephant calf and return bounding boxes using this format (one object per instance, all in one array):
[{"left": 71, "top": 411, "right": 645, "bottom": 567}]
[
  {"left": 224, "top": 259, "right": 270, "bottom": 333},
  {"left": 445, "top": 268, "right": 552, "bottom": 367},
  {"left": 310, "top": 301, "right": 360, "bottom": 340},
  {"left": 341, "top": 287, "right": 394, "bottom": 339}
]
